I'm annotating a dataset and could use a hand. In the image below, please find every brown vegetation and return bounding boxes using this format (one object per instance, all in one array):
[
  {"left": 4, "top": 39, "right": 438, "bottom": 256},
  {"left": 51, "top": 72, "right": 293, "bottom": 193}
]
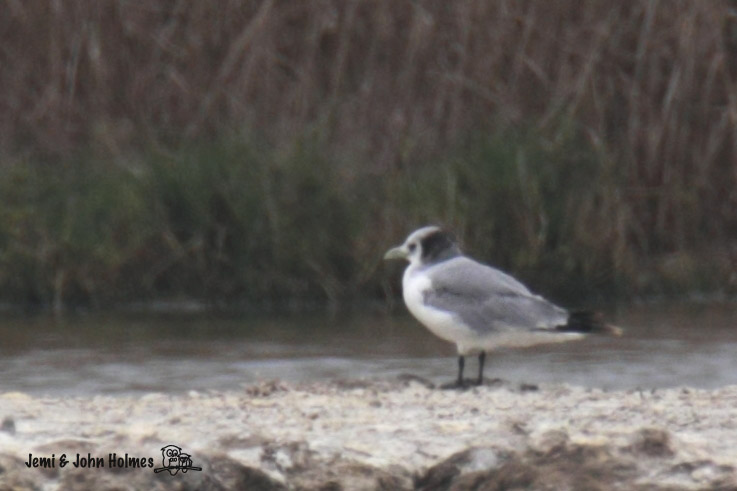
[{"left": 1, "top": 1, "right": 736, "bottom": 308}]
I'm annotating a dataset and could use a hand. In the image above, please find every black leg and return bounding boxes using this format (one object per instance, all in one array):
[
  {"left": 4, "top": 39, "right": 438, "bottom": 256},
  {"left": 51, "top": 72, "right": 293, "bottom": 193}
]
[
  {"left": 477, "top": 351, "right": 486, "bottom": 385},
  {"left": 457, "top": 355, "right": 465, "bottom": 387}
]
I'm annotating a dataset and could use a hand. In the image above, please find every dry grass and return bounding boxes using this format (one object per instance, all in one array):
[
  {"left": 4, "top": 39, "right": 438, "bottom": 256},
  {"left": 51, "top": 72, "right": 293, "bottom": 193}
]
[{"left": 0, "top": 1, "right": 736, "bottom": 308}]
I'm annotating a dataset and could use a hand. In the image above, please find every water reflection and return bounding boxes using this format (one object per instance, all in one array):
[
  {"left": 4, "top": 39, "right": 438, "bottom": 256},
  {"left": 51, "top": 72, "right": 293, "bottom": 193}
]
[{"left": 0, "top": 304, "right": 736, "bottom": 395}]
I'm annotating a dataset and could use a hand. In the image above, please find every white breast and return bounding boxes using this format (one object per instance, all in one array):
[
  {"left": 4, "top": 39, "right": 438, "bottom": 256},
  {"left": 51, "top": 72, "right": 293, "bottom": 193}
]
[{"left": 402, "top": 266, "right": 478, "bottom": 353}]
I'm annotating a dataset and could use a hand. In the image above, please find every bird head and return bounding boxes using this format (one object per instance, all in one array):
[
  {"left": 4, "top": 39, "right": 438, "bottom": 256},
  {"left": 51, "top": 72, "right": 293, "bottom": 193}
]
[{"left": 384, "top": 226, "right": 461, "bottom": 267}]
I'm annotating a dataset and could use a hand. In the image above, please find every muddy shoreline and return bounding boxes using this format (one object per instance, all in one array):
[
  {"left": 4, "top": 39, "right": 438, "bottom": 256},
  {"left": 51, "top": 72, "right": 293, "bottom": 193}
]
[{"left": 1, "top": 378, "right": 736, "bottom": 490}]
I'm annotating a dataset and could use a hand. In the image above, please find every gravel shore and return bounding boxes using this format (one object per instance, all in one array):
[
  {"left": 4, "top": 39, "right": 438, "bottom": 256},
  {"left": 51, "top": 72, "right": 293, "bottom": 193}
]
[{"left": 1, "top": 378, "right": 736, "bottom": 490}]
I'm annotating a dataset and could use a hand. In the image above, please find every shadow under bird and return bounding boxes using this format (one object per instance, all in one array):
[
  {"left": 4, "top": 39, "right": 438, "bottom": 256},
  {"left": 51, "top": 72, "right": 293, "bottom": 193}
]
[{"left": 384, "top": 226, "right": 622, "bottom": 388}]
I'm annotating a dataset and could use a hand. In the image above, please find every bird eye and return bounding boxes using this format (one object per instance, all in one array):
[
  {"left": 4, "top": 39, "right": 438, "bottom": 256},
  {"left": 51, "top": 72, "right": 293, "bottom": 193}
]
[{"left": 408, "top": 243, "right": 416, "bottom": 252}]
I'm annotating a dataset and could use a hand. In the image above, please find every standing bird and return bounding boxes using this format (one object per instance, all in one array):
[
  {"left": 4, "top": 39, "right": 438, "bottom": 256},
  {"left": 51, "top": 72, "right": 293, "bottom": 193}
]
[{"left": 384, "top": 226, "right": 621, "bottom": 387}]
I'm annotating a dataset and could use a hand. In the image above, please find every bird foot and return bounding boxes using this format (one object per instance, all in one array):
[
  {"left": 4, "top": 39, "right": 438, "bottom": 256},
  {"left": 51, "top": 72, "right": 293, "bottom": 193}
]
[
  {"left": 439, "top": 378, "right": 487, "bottom": 390},
  {"left": 439, "top": 379, "right": 467, "bottom": 390}
]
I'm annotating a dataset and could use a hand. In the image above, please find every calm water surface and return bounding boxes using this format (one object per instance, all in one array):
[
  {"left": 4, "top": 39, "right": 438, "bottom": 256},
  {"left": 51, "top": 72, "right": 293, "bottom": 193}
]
[{"left": 1, "top": 304, "right": 736, "bottom": 395}]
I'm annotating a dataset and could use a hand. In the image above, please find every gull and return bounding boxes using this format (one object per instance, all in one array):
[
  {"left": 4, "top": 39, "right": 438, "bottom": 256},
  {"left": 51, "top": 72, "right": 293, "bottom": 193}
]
[{"left": 384, "top": 225, "right": 621, "bottom": 387}]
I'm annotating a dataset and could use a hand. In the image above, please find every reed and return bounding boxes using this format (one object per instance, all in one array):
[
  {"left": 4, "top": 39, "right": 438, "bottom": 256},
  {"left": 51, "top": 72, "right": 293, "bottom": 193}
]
[{"left": 0, "top": 1, "right": 735, "bottom": 309}]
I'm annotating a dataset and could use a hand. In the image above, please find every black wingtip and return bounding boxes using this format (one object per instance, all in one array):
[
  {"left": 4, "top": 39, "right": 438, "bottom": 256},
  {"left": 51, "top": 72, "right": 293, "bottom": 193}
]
[{"left": 558, "top": 311, "right": 623, "bottom": 337}]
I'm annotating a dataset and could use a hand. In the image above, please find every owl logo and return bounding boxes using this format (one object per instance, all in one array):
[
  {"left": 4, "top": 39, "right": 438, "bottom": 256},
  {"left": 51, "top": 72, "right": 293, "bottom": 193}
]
[{"left": 154, "top": 444, "right": 201, "bottom": 475}]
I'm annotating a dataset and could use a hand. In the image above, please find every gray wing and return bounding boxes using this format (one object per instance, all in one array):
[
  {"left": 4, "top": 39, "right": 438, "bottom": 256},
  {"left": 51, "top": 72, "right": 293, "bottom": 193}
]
[{"left": 422, "top": 257, "right": 568, "bottom": 333}]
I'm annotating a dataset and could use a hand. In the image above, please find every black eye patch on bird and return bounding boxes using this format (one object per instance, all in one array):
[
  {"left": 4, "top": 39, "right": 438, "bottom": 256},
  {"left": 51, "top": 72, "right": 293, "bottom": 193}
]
[{"left": 420, "top": 231, "right": 460, "bottom": 263}]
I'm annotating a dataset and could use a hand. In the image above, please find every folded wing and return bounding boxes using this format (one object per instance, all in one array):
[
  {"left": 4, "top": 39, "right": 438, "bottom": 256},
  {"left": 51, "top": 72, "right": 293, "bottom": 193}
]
[{"left": 422, "top": 257, "right": 569, "bottom": 333}]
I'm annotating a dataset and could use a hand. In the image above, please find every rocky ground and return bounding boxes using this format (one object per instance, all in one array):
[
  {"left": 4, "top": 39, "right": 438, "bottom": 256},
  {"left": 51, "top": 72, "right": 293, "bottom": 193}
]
[{"left": 1, "top": 377, "right": 736, "bottom": 490}]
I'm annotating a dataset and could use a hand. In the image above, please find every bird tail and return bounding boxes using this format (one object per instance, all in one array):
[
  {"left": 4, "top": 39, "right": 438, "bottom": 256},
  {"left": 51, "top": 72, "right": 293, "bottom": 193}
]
[{"left": 558, "top": 311, "right": 623, "bottom": 336}]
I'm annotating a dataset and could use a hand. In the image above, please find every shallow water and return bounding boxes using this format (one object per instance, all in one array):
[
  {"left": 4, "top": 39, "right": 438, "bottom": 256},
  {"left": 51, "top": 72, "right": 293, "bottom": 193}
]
[{"left": 1, "top": 303, "right": 736, "bottom": 395}]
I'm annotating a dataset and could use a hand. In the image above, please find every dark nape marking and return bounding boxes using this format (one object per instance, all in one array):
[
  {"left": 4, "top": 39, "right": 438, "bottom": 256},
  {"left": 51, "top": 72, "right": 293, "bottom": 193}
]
[{"left": 420, "top": 230, "right": 460, "bottom": 263}]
